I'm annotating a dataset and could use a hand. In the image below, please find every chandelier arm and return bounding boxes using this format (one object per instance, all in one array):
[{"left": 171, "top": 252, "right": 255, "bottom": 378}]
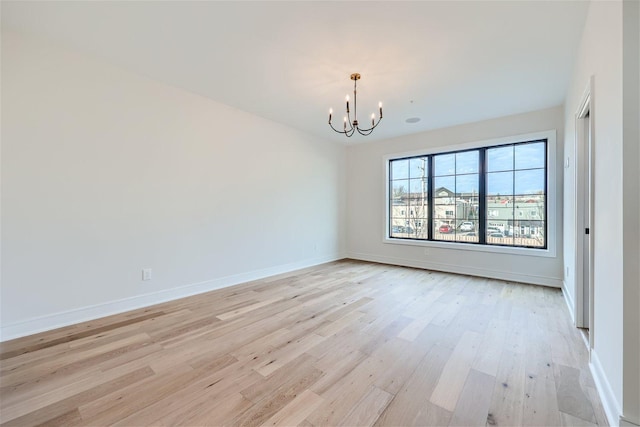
[
  {"left": 329, "top": 122, "right": 348, "bottom": 134},
  {"left": 356, "top": 127, "right": 375, "bottom": 136},
  {"left": 346, "top": 109, "right": 355, "bottom": 132},
  {"left": 329, "top": 121, "right": 355, "bottom": 137},
  {"left": 355, "top": 117, "right": 383, "bottom": 133}
]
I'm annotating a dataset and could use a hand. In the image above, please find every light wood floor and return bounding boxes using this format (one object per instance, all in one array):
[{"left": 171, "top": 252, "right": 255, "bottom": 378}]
[{"left": 0, "top": 260, "right": 607, "bottom": 426}]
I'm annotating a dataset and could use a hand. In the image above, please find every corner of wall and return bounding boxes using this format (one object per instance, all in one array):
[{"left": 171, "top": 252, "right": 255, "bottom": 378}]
[{"left": 591, "top": 349, "right": 623, "bottom": 427}]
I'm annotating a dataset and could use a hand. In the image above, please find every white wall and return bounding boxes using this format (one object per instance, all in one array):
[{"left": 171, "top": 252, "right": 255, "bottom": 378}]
[
  {"left": 563, "top": 1, "right": 639, "bottom": 424},
  {"left": 622, "top": 0, "right": 640, "bottom": 424},
  {"left": 346, "top": 106, "right": 564, "bottom": 287},
  {"left": 0, "top": 32, "right": 346, "bottom": 340}
]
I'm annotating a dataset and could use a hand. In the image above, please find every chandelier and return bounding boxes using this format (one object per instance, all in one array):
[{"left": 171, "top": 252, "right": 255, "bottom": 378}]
[{"left": 328, "top": 73, "right": 383, "bottom": 137}]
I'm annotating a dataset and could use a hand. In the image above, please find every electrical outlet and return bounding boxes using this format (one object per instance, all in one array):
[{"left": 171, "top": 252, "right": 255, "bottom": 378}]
[{"left": 142, "top": 268, "right": 152, "bottom": 281}]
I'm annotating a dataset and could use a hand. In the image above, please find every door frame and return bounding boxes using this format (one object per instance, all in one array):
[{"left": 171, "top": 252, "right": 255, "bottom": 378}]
[{"left": 574, "top": 77, "right": 595, "bottom": 351}]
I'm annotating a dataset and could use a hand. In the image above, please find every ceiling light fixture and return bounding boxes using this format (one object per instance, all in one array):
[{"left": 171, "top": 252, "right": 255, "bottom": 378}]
[{"left": 328, "top": 73, "right": 383, "bottom": 137}]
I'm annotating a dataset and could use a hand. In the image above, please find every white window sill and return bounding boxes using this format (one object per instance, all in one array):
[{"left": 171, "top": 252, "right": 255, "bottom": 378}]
[{"left": 383, "top": 236, "right": 556, "bottom": 258}]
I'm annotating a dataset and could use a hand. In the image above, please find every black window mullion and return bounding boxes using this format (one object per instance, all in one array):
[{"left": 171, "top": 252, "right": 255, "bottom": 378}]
[
  {"left": 427, "top": 155, "right": 434, "bottom": 240},
  {"left": 544, "top": 141, "right": 548, "bottom": 249},
  {"left": 511, "top": 145, "right": 516, "bottom": 246},
  {"left": 478, "top": 149, "right": 487, "bottom": 244},
  {"left": 388, "top": 162, "right": 391, "bottom": 238}
]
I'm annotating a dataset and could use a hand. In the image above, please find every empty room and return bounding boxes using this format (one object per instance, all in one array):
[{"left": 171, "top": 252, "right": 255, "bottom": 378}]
[{"left": 1, "top": 1, "right": 638, "bottom": 426}]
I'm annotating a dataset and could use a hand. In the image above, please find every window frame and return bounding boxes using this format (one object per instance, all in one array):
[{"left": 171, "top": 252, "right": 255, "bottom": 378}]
[{"left": 383, "top": 130, "right": 557, "bottom": 258}]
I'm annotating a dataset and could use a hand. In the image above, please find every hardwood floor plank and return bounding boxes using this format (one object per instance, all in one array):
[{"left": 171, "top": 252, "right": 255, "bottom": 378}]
[
  {"left": 316, "top": 310, "right": 365, "bottom": 337},
  {"left": 310, "top": 346, "right": 367, "bottom": 395},
  {"left": 448, "top": 369, "right": 496, "bottom": 426},
  {"left": 0, "top": 260, "right": 607, "bottom": 426},
  {"left": 262, "top": 389, "right": 324, "bottom": 427},
  {"left": 158, "top": 392, "right": 253, "bottom": 427},
  {"left": 240, "top": 354, "right": 320, "bottom": 404},
  {"left": 253, "top": 333, "right": 325, "bottom": 377},
  {"left": 397, "top": 301, "right": 447, "bottom": 342},
  {"left": 338, "top": 385, "right": 393, "bottom": 427},
  {"left": 472, "top": 318, "right": 507, "bottom": 376},
  {"left": 522, "top": 371, "right": 562, "bottom": 426},
  {"left": 76, "top": 364, "right": 199, "bottom": 424},
  {"left": 429, "top": 330, "right": 482, "bottom": 411},
  {"left": 216, "top": 296, "right": 284, "bottom": 321},
  {"left": 487, "top": 349, "right": 526, "bottom": 427},
  {"left": 0, "top": 311, "right": 166, "bottom": 360},
  {"left": 109, "top": 357, "right": 256, "bottom": 426},
  {"left": 1, "top": 356, "right": 157, "bottom": 424},
  {"left": 374, "top": 342, "right": 453, "bottom": 427},
  {"left": 1, "top": 366, "right": 154, "bottom": 426},
  {"left": 231, "top": 361, "right": 322, "bottom": 426}
]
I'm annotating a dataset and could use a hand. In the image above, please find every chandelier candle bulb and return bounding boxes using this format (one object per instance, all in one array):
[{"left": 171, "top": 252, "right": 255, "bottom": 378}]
[
  {"left": 379, "top": 102, "right": 383, "bottom": 118},
  {"left": 346, "top": 95, "right": 350, "bottom": 113},
  {"left": 329, "top": 108, "right": 332, "bottom": 123},
  {"left": 371, "top": 113, "right": 375, "bottom": 126}
]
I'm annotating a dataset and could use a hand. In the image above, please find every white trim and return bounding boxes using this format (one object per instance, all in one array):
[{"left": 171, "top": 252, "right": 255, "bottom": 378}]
[
  {"left": 562, "top": 280, "right": 576, "bottom": 323},
  {"left": 383, "top": 236, "right": 555, "bottom": 257},
  {"left": 574, "top": 76, "right": 595, "bottom": 344},
  {"left": 0, "top": 253, "right": 345, "bottom": 342},
  {"left": 348, "top": 252, "right": 562, "bottom": 287},
  {"left": 383, "top": 129, "right": 557, "bottom": 259},
  {"left": 591, "top": 349, "right": 622, "bottom": 427}
]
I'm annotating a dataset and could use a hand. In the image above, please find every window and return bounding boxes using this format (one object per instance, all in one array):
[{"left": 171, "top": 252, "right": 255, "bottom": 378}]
[
  {"left": 389, "top": 156, "right": 429, "bottom": 239},
  {"left": 387, "top": 139, "right": 547, "bottom": 249},
  {"left": 486, "top": 141, "right": 546, "bottom": 247},
  {"left": 433, "top": 150, "right": 479, "bottom": 243}
]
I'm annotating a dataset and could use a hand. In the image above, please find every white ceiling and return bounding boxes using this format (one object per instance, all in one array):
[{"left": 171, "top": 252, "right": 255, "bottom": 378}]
[{"left": 2, "top": 1, "right": 589, "bottom": 143}]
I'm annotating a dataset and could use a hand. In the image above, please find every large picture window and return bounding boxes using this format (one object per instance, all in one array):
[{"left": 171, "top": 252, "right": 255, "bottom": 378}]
[{"left": 388, "top": 139, "right": 547, "bottom": 249}]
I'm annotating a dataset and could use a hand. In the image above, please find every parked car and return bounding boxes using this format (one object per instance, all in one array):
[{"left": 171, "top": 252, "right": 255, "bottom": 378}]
[
  {"left": 459, "top": 221, "right": 475, "bottom": 232},
  {"left": 438, "top": 224, "right": 453, "bottom": 233},
  {"left": 489, "top": 232, "right": 505, "bottom": 238},
  {"left": 391, "top": 225, "right": 405, "bottom": 233}
]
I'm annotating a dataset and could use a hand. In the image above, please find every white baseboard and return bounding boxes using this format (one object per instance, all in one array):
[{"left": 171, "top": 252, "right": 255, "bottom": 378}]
[
  {"left": 0, "top": 253, "right": 345, "bottom": 342},
  {"left": 590, "top": 349, "right": 622, "bottom": 427},
  {"left": 562, "top": 280, "right": 576, "bottom": 323},
  {"left": 347, "top": 252, "right": 563, "bottom": 287}
]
